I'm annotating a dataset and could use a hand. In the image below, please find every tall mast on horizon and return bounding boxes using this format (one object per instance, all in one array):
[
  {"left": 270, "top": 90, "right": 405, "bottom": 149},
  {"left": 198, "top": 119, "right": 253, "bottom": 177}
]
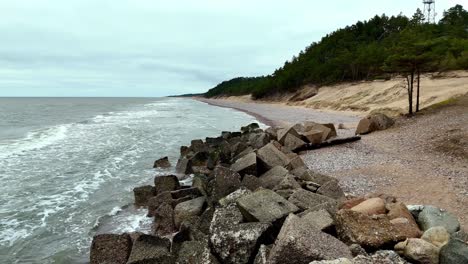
[{"left": 422, "top": 0, "right": 437, "bottom": 24}]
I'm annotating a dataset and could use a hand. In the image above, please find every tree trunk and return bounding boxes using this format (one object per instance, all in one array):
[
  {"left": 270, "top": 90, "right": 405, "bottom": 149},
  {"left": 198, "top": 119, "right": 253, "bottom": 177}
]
[
  {"left": 416, "top": 69, "right": 421, "bottom": 112},
  {"left": 406, "top": 74, "right": 414, "bottom": 115},
  {"left": 410, "top": 71, "right": 414, "bottom": 115}
]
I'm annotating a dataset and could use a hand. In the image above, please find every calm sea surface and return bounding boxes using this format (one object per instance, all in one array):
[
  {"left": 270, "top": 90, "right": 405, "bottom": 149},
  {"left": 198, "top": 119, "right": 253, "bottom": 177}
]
[{"left": 0, "top": 97, "right": 259, "bottom": 263}]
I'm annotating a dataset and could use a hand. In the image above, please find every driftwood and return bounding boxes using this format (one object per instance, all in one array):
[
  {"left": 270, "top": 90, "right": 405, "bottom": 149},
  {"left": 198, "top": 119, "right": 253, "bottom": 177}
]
[{"left": 295, "top": 136, "right": 361, "bottom": 152}]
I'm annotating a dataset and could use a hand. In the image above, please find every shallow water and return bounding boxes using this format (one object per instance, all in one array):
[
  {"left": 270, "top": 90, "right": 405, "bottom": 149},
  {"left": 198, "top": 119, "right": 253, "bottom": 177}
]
[{"left": 0, "top": 97, "right": 259, "bottom": 263}]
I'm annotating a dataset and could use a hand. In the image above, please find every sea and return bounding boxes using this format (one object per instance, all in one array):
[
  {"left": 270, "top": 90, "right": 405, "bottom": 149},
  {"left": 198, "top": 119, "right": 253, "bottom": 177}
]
[{"left": 0, "top": 97, "right": 260, "bottom": 263}]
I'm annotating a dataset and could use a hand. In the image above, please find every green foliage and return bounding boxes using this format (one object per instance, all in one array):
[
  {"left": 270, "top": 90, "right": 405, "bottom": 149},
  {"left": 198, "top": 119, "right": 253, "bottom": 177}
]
[{"left": 205, "top": 5, "right": 468, "bottom": 99}]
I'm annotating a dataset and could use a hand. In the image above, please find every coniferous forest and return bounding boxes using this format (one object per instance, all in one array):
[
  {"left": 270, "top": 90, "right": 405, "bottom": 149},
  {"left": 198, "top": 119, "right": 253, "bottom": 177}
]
[{"left": 205, "top": 5, "right": 468, "bottom": 100}]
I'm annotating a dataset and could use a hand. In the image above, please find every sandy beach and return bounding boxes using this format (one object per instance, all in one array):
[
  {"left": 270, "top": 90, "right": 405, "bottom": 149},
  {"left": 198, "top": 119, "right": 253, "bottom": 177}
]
[{"left": 196, "top": 96, "right": 468, "bottom": 231}]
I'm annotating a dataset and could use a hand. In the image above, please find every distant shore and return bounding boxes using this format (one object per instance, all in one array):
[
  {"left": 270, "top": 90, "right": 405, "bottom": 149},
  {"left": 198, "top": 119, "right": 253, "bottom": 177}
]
[{"left": 195, "top": 97, "right": 361, "bottom": 129}]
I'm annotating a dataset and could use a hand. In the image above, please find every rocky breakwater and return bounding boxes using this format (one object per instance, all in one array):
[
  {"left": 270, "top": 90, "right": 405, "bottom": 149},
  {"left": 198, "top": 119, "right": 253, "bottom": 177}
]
[{"left": 90, "top": 122, "right": 467, "bottom": 264}]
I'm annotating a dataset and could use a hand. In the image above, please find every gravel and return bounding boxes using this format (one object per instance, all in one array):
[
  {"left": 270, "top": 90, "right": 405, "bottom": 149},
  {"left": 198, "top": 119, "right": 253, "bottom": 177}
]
[{"left": 197, "top": 97, "right": 468, "bottom": 231}]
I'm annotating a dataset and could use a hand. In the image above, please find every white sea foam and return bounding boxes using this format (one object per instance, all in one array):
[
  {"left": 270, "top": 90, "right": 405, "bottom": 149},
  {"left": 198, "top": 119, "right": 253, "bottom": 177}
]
[{"left": 0, "top": 124, "right": 69, "bottom": 160}]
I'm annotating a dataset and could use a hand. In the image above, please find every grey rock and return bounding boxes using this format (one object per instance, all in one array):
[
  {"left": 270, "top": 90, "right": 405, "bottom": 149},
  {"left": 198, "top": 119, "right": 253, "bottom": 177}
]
[
  {"left": 147, "top": 191, "right": 173, "bottom": 217},
  {"left": 274, "top": 174, "right": 301, "bottom": 191},
  {"left": 127, "top": 235, "right": 173, "bottom": 264},
  {"left": 133, "top": 185, "right": 155, "bottom": 207},
  {"left": 277, "top": 125, "right": 301, "bottom": 144},
  {"left": 258, "top": 166, "right": 289, "bottom": 190},
  {"left": 267, "top": 214, "right": 352, "bottom": 264},
  {"left": 322, "top": 123, "right": 337, "bottom": 138},
  {"left": 283, "top": 133, "right": 306, "bottom": 152},
  {"left": 257, "top": 143, "right": 291, "bottom": 171},
  {"left": 418, "top": 205, "right": 460, "bottom": 234},
  {"left": 171, "top": 187, "right": 201, "bottom": 199},
  {"left": 90, "top": 234, "right": 132, "bottom": 264},
  {"left": 241, "top": 174, "right": 262, "bottom": 191},
  {"left": 439, "top": 237, "right": 468, "bottom": 264},
  {"left": 154, "top": 156, "right": 171, "bottom": 168},
  {"left": 212, "top": 166, "right": 242, "bottom": 200},
  {"left": 174, "top": 197, "right": 206, "bottom": 228},
  {"left": 369, "top": 113, "right": 394, "bottom": 130},
  {"left": 317, "top": 180, "right": 345, "bottom": 200},
  {"left": 265, "top": 127, "right": 279, "bottom": 141},
  {"left": 353, "top": 250, "right": 410, "bottom": 264},
  {"left": 154, "top": 175, "right": 180, "bottom": 194},
  {"left": 152, "top": 203, "right": 176, "bottom": 237},
  {"left": 241, "top": 123, "right": 260, "bottom": 133},
  {"left": 209, "top": 206, "right": 270, "bottom": 264},
  {"left": 288, "top": 189, "right": 337, "bottom": 211},
  {"left": 301, "top": 209, "right": 334, "bottom": 231},
  {"left": 176, "top": 158, "right": 193, "bottom": 175},
  {"left": 237, "top": 188, "right": 299, "bottom": 223},
  {"left": 251, "top": 132, "right": 270, "bottom": 149},
  {"left": 349, "top": 244, "right": 368, "bottom": 257},
  {"left": 219, "top": 187, "right": 252, "bottom": 207},
  {"left": 231, "top": 152, "right": 257, "bottom": 176},
  {"left": 452, "top": 230, "right": 468, "bottom": 242},
  {"left": 299, "top": 201, "right": 339, "bottom": 217},
  {"left": 394, "top": 238, "right": 439, "bottom": 264},
  {"left": 421, "top": 226, "right": 450, "bottom": 248},
  {"left": 254, "top": 244, "right": 271, "bottom": 264},
  {"left": 288, "top": 155, "right": 306, "bottom": 170},
  {"left": 176, "top": 241, "right": 219, "bottom": 264}
]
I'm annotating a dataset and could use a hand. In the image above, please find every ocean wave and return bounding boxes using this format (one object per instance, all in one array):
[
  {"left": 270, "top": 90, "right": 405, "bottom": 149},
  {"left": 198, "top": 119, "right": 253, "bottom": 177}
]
[{"left": 0, "top": 124, "right": 70, "bottom": 160}]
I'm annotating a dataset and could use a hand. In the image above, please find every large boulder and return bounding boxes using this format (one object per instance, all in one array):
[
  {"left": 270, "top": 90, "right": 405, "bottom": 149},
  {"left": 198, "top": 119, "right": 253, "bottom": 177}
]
[
  {"left": 277, "top": 125, "right": 301, "bottom": 145},
  {"left": 317, "top": 180, "right": 345, "bottom": 200},
  {"left": 439, "top": 237, "right": 468, "bottom": 264},
  {"left": 369, "top": 113, "right": 395, "bottom": 130},
  {"left": 154, "top": 175, "right": 180, "bottom": 194},
  {"left": 257, "top": 143, "right": 291, "bottom": 171},
  {"left": 258, "top": 166, "right": 289, "bottom": 190},
  {"left": 394, "top": 238, "right": 439, "bottom": 264},
  {"left": 417, "top": 206, "right": 460, "bottom": 234},
  {"left": 147, "top": 192, "right": 172, "bottom": 217},
  {"left": 209, "top": 206, "right": 271, "bottom": 264},
  {"left": 211, "top": 166, "right": 242, "bottom": 200},
  {"left": 273, "top": 174, "right": 302, "bottom": 199},
  {"left": 350, "top": 197, "right": 386, "bottom": 216},
  {"left": 176, "top": 241, "right": 219, "bottom": 264},
  {"left": 421, "top": 227, "right": 450, "bottom": 248},
  {"left": 152, "top": 203, "right": 176, "bottom": 237},
  {"left": 267, "top": 214, "right": 352, "bottom": 264},
  {"left": 288, "top": 189, "right": 337, "bottom": 211},
  {"left": 250, "top": 132, "right": 270, "bottom": 149},
  {"left": 241, "top": 123, "right": 260, "bottom": 134},
  {"left": 90, "top": 234, "right": 132, "bottom": 264},
  {"left": 355, "top": 118, "right": 375, "bottom": 135},
  {"left": 174, "top": 197, "right": 206, "bottom": 228},
  {"left": 355, "top": 113, "right": 394, "bottom": 135},
  {"left": 335, "top": 209, "right": 420, "bottom": 249},
  {"left": 283, "top": 133, "right": 306, "bottom": 152},
  {"left": 300, "top": 209, "right": 334, "bottom": 231},
  {"left": 230, "top": 152, "right": 257, "bottom": 176},
  {"left": 127, "top": 235, "right": 173, "bottom": 264},
  {"left": 133, "top": 185, "right": 156, "bottom": 207},
  {"left": 236, "top": 188, "right": 299, "bottom": 223},
  {"left": 303, "top": 129, "right": 325, "bottom": 145},
  {"left": 154, "top": 156, "right": 171, "bottom": 168},
  {"left": 241, "top": 174, "right": 262, "bottom": 191},
  {"left": 176, "top": 158, "right": 193, "bottom": 175}
]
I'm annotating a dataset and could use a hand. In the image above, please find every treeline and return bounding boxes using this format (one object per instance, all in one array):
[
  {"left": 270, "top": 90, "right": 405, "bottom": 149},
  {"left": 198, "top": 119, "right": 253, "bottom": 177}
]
[{"left": 205, "top": 5, "right": 468, "bottom": 99}]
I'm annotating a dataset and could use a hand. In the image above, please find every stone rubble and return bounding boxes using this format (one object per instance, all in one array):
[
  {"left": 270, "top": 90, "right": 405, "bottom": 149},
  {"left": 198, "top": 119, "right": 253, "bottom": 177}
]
[{"left": 89, "top": 122, "right": 465, "bottom": 264}]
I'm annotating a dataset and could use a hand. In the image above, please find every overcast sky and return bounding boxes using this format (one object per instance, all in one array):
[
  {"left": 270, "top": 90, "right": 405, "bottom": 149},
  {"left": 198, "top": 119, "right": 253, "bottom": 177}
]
[{"left": 0, "top": 0, "right": 466, "bottom": 97}]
